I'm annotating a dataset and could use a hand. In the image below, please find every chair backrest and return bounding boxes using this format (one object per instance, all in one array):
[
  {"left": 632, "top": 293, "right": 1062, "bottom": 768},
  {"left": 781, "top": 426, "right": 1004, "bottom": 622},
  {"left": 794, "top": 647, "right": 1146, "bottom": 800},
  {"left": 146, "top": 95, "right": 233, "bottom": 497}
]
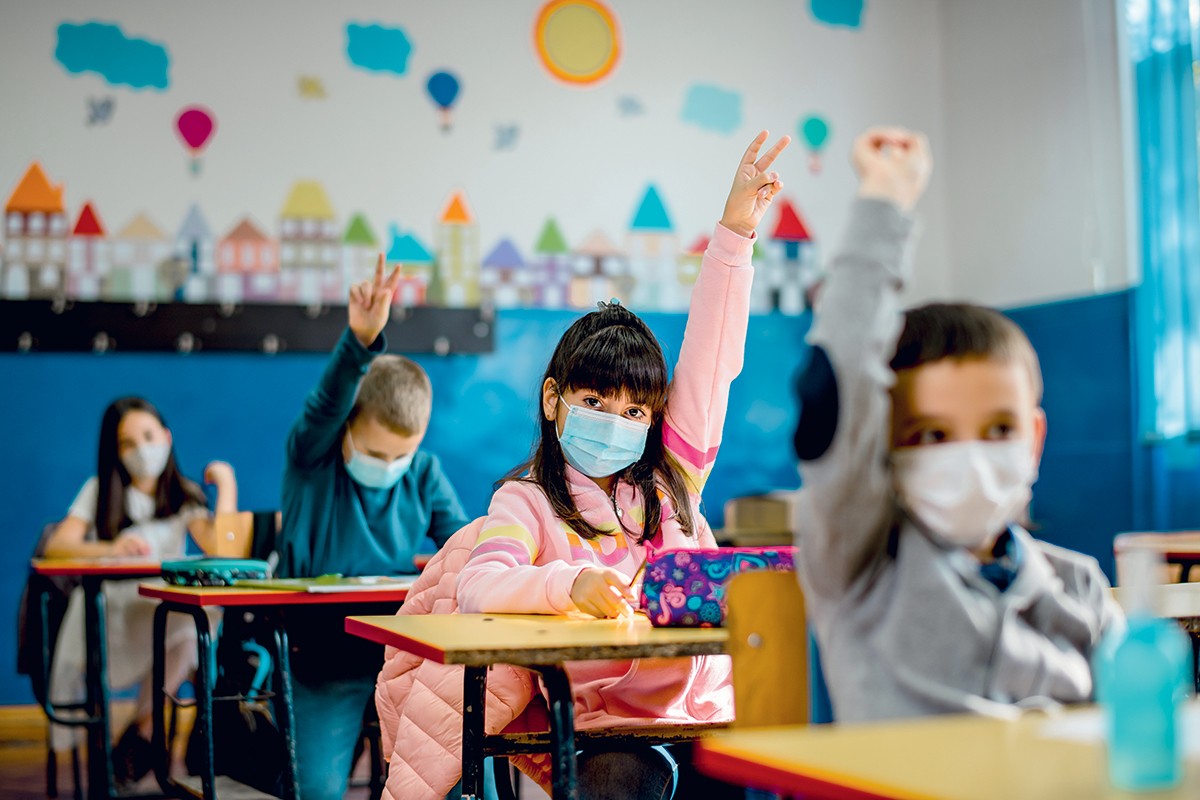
[
  {"left": 720, "top": 494, "right": 794, "bottom": 546},
  {"left": 724, "top": 569, "right": 808, "bottom": 728},
  {"left": 192, "top": 510, "right": 281, "bottom": 560}
]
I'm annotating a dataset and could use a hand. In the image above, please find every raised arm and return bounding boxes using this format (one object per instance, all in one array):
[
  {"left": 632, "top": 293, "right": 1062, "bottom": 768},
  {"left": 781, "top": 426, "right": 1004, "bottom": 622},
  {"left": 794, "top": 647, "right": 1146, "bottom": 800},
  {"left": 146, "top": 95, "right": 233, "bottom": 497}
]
[
  {"left": 794, "top": 128, "right": 931, "bottom": 598},
  {"left": 286, "top": 257, "right": 401, "bottom": 470},
  {"left": 186, "top": 460, "right": 238, "bottom": 547},
  {"left": 664, "top": 131, "right": 790, "bottom": 493}
]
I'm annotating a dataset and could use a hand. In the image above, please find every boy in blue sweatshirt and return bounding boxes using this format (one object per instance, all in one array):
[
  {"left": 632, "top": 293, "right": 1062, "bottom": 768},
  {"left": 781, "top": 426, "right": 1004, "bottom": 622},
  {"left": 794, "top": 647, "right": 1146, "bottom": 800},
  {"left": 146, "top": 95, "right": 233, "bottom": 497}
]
[{"left": 279, "top": 257, "right": 468, "bottom": 800}]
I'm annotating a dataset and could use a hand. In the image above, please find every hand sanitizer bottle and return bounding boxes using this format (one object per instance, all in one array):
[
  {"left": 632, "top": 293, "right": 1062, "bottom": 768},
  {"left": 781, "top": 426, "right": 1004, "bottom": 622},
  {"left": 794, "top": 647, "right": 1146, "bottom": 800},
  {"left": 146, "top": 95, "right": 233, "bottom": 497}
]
[{"left": 1093, "top": 547, "right": 1192, "bottom": 790}]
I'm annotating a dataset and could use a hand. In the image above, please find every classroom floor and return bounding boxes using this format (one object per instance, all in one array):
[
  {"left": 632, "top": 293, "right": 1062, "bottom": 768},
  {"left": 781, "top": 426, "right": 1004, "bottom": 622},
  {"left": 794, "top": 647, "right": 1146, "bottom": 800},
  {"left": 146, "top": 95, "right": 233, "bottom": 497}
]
[
  {"left": 0, "top": 703, "right": 383, "bottom": 800},
  {"left": 0, "top": 704, "right": 546, "bottom": 800}
]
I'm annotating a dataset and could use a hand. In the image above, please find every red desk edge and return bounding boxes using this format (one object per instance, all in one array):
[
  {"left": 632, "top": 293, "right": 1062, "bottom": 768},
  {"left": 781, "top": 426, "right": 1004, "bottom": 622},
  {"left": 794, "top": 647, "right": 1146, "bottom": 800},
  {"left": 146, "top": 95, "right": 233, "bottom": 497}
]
[
  {"left": 138, "top": 584, "right": 408, "bottom": 607},
  {"left": 693, "top": 742, "right": 896, "bottom": 800},
  {"left": 343, "top": 616, "right": 448, "bottom": 663},
  {"left": 32, "top": 560, "right": 161, "bottom": 577}
]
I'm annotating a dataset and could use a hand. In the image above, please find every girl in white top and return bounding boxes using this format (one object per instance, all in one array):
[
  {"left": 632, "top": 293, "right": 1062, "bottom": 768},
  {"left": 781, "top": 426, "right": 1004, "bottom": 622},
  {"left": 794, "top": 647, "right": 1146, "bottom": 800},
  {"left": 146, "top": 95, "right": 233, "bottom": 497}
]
[{"left": 44, "top": 396, "right": 237, "bottom": 785}]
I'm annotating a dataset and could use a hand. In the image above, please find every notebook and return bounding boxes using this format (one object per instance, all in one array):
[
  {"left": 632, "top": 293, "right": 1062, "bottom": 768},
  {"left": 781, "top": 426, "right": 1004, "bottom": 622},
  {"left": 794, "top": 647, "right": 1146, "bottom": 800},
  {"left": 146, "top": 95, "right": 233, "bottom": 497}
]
[{"left": 235, "top": 575, "right": 415, "bottom": 593}]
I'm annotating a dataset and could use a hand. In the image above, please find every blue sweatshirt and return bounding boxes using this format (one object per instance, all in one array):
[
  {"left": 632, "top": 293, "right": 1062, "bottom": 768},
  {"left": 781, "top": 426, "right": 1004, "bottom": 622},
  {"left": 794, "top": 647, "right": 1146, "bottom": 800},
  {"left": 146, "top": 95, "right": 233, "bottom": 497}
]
[{"left": 278, "top": 329, "right": 468, "bottom": 578}]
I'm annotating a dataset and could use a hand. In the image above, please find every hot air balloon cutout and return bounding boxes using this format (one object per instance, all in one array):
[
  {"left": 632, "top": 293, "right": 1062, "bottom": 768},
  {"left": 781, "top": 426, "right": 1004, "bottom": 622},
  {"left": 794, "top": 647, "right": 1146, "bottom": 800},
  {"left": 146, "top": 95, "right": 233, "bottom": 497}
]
[
  {"left": 800, "top": 115, "right": 830, "bottom": 174},
  {"left": 426, "top": 71, "right": 461, "bottom": 132},
  {"left": 175, "top": 105, "right": 216, "bottom": 175}
]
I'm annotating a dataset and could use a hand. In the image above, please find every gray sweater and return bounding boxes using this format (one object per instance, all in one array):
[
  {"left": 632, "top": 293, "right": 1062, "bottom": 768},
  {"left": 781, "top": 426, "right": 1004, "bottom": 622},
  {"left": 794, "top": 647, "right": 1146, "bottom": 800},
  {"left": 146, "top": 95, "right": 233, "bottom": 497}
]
[{"left": 794, "top": 198, "right": 1124, "bottom": 722}]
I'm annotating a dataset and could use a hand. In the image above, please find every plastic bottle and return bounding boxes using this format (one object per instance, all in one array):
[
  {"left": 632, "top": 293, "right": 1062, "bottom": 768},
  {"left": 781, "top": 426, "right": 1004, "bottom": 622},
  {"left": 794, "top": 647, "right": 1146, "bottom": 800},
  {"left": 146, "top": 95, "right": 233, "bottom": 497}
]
[{"left": 1093, "top": 547, "right": 1192, "bottom": 791}]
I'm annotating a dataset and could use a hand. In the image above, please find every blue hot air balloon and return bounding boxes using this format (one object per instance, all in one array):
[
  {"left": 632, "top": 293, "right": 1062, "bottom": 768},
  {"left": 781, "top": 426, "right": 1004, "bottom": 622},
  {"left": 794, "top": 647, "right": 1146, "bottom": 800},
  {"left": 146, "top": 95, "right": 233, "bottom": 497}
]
[{"left": 426, "top": 70, "right": 461, "bottom": 131}]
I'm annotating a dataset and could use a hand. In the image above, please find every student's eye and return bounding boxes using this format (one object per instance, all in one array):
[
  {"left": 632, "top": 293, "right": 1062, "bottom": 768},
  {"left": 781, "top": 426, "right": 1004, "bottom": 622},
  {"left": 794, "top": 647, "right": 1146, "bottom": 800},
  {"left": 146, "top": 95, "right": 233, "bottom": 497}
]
[
  {"left": 985, "top": 422, "right": 1015, "bottom": 440},
  {"left": 625, "top": 408, "right": 647, "bottom": 420},
  {"left": 583, "top": 396, "right": 603, "bottom": 408},
  {"left": 914, "top": 429, "right": 947, "bottom": 446}
]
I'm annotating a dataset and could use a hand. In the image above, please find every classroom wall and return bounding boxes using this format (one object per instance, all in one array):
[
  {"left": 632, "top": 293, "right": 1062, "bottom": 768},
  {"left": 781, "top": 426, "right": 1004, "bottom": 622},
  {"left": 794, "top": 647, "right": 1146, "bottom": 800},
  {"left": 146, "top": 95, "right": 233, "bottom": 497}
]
[{"left": 939, "top": 0, "right": 1135, "bottom": 307}]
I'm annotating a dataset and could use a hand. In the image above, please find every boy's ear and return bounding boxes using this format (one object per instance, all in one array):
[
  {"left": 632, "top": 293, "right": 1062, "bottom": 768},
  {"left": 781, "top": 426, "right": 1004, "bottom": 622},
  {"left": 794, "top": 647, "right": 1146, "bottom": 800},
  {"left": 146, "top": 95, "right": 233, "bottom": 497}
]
[
  {"left": 1031, "top": 408, "right": 1048, "bottom": 467},
  {"left": 541, "top": 378, "right": 558, "bottom": 422}
]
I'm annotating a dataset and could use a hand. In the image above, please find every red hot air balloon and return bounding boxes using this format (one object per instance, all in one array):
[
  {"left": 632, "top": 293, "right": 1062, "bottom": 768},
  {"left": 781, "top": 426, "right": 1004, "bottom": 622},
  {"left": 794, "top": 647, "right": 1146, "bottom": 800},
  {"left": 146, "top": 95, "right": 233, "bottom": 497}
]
[{"left": 174, "top": 105, "right": 217, "bottom": 175}]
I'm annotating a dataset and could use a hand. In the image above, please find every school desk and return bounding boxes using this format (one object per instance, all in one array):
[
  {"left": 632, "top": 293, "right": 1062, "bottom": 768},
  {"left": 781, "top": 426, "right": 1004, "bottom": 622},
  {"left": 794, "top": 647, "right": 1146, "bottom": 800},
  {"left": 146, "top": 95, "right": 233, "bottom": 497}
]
[
  {"left": 344, "top": 612, "right": 729, "bottom": 800},
  {"left": 30, "top": 558, "right": 162, "bottom": 800},
  {"left": 1114, "top": 531, "right": 1200, "bottom": 582},
  {"left": 694, "top": 706, "right": 1200, "bottom": 799},
  {"left": 138, "top": 582, "right": 411, "bottom": 800}
]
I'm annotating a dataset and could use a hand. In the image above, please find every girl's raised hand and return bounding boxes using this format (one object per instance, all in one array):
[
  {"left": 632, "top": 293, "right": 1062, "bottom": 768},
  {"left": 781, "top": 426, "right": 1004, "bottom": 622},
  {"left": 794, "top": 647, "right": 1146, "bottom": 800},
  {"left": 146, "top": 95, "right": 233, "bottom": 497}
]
[
  {"left": 349, "top": 254, "right": 402, "bottom": 348},
  {"left": 203, "top": 461, "right": 236, "bottom": 491},
  {"left": 571, "top": 566, "right": 637, "bottom": 619},
  {"left": 852, "top": 127, "right": 932, "bottom": 212},
  {"left": 720, "top": 130, "right": 791, "bottom": 238}
]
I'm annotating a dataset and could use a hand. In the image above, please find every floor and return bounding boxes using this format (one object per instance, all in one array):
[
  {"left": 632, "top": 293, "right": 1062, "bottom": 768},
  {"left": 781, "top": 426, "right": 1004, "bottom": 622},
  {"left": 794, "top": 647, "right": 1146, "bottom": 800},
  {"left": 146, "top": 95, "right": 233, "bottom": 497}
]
[
  {"left": 0, "top": 703, "right": 378, "bottom": 800},
  {"left": 0, "top": 704, "right": 546, "bottom": 800}
]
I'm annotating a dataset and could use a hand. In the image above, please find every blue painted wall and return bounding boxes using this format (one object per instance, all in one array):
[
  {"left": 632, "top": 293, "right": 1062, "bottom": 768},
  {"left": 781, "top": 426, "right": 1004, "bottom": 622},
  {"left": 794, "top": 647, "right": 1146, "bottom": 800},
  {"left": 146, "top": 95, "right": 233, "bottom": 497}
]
[
  {"left": 0, "top": 310, "right": 810, "bottom": 705},
  {"left": 1006, "top": 291, "right": 1138, "bottom": 577}
]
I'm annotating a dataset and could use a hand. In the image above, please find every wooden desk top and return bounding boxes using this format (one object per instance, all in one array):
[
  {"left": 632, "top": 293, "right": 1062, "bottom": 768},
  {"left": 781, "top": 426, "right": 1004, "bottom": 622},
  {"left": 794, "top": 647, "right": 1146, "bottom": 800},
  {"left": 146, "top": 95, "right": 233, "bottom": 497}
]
[
  {"left": 695, "top": 707, "right": 1200, "bottom": 800},
  {"left": 344, "top": 613, "right": 728, "bottom": 666},
  {"left": 31, "top": 558, "right": 162, "bottom": 577},
  {"left": 138, "top": 583, "right": 408, "bottom": 607},
  {"left": 1114, "top": 531, "right": 1200, "bottom": 559}
]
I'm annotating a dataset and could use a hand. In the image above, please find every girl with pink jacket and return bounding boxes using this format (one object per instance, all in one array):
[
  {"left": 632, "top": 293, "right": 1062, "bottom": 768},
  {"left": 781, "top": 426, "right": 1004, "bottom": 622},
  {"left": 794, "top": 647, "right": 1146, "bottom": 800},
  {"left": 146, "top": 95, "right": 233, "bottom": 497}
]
[{"left": 377, "top": 131, "right": 789, "bottom": 800}]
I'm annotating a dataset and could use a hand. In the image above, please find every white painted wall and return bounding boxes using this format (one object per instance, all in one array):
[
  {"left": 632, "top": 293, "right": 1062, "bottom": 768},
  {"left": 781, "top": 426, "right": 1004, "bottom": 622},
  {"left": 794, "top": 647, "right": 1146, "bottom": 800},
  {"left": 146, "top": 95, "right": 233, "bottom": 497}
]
[
  {"left": 0, "top": 0, "right": 953, "bottom": 304},
  {"left": 938, "top": 0, "right": 1134, "bottom": 307}
]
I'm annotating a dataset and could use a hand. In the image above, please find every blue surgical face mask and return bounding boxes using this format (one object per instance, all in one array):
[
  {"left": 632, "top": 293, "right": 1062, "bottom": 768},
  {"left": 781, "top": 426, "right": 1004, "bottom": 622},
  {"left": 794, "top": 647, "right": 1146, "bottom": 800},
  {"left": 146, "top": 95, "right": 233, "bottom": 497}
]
[
  {"left": 344, "top": 432, "right": 414, "bottom": 490},
  {"left": 557, "top": 397, "right": 650, "bottom": 478}
]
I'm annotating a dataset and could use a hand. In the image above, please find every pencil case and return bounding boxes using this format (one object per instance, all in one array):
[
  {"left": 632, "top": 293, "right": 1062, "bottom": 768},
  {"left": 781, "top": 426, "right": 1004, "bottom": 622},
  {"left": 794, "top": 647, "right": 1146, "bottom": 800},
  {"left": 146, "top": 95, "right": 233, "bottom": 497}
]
[
  {"left": 161, "top": 557, "right": 271, "bottom": 587},
  {"left": 639, "top": 546, "right": 796, "bottom": 627}
]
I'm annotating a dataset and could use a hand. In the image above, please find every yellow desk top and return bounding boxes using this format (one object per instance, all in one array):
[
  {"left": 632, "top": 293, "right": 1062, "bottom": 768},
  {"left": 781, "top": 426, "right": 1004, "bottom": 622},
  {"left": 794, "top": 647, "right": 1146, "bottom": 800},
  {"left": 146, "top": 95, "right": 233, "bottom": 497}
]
[
  {"left": 31, "top": 557, "right": 161, "bottom": 576},
  {"left": 695, "top": 707, "right": 1200, "bottom": 800},
  {"left": 345, "top": 612, "right": 728, "bottom": 666}
]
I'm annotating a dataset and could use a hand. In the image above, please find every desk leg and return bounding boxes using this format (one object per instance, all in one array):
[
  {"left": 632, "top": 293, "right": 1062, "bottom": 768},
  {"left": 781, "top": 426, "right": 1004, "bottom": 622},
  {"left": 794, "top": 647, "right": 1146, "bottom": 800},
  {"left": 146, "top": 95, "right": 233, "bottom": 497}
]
[
  {"left": 151, "top": 603, "right": 171, "bottom": 794},
  {"left": 188, "top": 607, "right": 217, "bottom": 800},
  {"left": 82, "top": 576, "right": 114, "bottom": 800},
  {"left": 535, "top": 666, "right": 577, "bottom": 800},
  {"left": 461, "top": 666, "right": 487, "bottom": 799},
  {"left": 271, "top": 618, "right": 299, "bottom": 800}
]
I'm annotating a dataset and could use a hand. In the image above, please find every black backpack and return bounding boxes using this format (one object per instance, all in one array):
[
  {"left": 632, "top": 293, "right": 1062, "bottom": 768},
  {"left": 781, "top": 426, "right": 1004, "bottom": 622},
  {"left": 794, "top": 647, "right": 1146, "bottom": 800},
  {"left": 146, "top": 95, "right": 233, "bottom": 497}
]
[{"left": 16, "top": 523, "right": 79, "bottom": 703}]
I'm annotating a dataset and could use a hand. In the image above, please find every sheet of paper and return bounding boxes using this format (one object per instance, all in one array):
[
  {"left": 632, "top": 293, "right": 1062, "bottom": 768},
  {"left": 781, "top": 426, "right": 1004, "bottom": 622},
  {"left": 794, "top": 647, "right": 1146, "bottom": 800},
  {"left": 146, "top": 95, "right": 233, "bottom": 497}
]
[{"left": 1038, "top": 704, "right": 1200, "bottom": 757}]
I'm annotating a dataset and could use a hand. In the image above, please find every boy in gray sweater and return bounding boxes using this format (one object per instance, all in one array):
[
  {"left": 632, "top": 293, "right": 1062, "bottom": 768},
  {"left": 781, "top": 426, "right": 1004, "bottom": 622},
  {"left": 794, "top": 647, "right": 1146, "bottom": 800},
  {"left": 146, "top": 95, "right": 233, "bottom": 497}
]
[{"left": 793, "top": 127, "right": 1124, "bottom": 722}]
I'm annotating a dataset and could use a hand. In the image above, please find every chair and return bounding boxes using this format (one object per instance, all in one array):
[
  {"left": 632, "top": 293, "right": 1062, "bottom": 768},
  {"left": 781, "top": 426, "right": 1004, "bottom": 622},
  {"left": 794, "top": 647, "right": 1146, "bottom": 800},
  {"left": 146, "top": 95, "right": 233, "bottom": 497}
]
[
  {"left": 17, "top": 522, "right": 85, "bottom": 800},
  {"left": 717, "top": 495, "right": 795, "bottom": 547},
  {"left": 724, "top": 570, "right": 809, "bottom": 728}
]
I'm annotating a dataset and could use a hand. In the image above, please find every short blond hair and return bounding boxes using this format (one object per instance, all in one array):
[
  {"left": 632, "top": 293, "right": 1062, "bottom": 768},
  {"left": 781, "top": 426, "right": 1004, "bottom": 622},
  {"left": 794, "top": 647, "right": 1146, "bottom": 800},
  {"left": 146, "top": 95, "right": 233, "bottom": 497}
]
[{"left": 351, "top": 355, "right": 432, "bottom": 434}]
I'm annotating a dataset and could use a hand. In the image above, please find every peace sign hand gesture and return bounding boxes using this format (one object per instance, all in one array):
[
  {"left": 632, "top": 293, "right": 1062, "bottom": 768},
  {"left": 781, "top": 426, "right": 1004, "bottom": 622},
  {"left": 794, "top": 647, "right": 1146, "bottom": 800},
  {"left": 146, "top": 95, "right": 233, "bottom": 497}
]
[
  {"left": 349, "top": 254, "right": 402, "bottom": 348},
  {"left": 720, "top": 130, "right": 791, "bottom": 239}
]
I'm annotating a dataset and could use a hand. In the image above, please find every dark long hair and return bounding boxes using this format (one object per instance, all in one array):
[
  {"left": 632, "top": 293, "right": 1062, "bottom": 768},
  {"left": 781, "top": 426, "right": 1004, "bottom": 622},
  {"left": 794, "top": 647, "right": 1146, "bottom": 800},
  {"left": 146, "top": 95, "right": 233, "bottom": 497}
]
[
  {"left": 95, "top": 397, "right": 206, "bottom": 541},
  {"left": 503, "top": 301, "right": 698, "bottom": 542}
]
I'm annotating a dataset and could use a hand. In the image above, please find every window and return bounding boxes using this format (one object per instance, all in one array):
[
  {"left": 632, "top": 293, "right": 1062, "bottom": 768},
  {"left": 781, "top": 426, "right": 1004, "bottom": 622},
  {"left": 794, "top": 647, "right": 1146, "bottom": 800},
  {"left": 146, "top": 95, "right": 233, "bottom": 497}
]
[
  {"left": 6, "top": 212, "right": 21, "bottom": 235},
  {"left": 1129, "top": 0, "right": 1200, "bottom": 440},
  {"left": 27, "top": 212, "right": 44, "bottom": 234},
  {"left": 260, "top": 246, "right": 274, "bottom": 267},
  {"left": 49, "top": 214, "right": 66, "bottom": 235}
]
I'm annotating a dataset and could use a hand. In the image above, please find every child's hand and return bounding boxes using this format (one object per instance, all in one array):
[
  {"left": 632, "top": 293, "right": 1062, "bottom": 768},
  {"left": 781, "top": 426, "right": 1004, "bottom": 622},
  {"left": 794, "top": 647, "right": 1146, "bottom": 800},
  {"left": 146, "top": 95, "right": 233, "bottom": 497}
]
[
  {"left": 852, "top": 127, "right": 932, "bottom": 212},
  {"left": 203, "top": 461, "right": 236, "bottom": 491},
  {"left": 720, "top": 130, "right": 791, "bottom": 238},
  {"left": 112, "top": 532, "right": 151, "bottom": 557},
  {"left": 349, "top": 255, "right": 403, "bottom": 348},
  {"left": 571, "top": 567, "right": 637, "bottom": 619}
]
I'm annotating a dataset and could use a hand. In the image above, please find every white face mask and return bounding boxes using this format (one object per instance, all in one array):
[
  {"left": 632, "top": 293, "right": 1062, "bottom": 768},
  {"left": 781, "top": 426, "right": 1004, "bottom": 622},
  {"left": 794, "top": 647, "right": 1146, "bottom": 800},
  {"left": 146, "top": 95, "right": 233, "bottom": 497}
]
[
  {"left": 891, "top": 440, "right": 1037, "bottom": 551},
  {"left": 121, "top": 443, "right": 171, "bottom": 481}
]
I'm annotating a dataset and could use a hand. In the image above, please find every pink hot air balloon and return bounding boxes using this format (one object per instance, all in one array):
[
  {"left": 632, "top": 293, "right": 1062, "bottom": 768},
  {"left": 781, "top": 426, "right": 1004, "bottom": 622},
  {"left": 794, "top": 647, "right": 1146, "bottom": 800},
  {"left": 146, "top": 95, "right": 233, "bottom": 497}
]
[{"left": 174, "top": 105, "right": 216, "bottom": 175}]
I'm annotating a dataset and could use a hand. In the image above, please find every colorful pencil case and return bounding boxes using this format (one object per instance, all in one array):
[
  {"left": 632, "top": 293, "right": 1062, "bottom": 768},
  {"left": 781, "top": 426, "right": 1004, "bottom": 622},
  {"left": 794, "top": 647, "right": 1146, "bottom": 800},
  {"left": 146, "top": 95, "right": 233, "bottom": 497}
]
[
  {"left": 161, "top": 557, "right": 271, "bottom": 587},
  {"left": 639, "top": 546, "right": 797, "bottom": 627}
]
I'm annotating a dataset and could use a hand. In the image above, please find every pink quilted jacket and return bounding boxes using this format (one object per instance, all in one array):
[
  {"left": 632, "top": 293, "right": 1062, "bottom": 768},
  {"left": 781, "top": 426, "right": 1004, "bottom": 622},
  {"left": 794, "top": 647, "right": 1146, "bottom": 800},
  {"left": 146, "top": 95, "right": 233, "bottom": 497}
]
[
  {"left": 376, "top": 223, "right": 753, "bottom": 798},
  {"left": 375, "top": 518, "right": 554, "bottom": 800}
]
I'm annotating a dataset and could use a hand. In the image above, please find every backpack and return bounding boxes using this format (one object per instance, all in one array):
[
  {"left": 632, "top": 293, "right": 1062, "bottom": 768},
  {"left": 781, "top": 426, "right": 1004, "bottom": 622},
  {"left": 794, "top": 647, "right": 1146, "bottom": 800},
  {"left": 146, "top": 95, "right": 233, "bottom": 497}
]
[
  {"left": 183, "top": 511, "right": 288, "bottom": 795},
  {"left": 16, "top": 523, "right": 80, "bottom": 702}
]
